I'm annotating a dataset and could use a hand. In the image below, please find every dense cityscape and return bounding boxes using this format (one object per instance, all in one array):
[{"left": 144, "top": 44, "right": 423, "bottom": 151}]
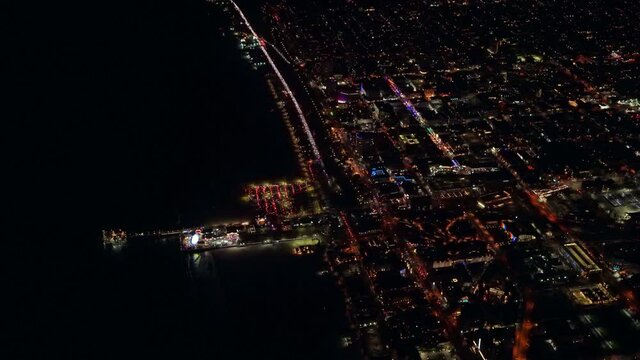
[{"left": 99, "top": 0, "right": 640, "bottom": 359}]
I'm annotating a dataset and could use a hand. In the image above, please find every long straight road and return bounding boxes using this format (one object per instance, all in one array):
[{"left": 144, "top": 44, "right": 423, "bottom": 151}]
[
  {"left": 385, "top": 76, "right": 459, "bottom": 166},
  {"left": 229, "top": 0, "right": 325, "bottom": 173}
]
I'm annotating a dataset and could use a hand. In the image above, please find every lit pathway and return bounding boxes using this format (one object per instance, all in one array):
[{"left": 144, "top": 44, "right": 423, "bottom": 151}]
[
  {"left": 385, "top": 76, "right": 459, "bottom": 166},
  {"left": 230, "top": 0, "right": 325, "bottom": 172}
]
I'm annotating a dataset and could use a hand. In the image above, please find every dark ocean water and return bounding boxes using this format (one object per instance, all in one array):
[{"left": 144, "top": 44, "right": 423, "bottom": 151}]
[
  {"left": 10, "top": 0, "right": 299, "bottom": 232},
  {"left": 89, "top": 0, "right": 300, "bottom": 231},
  {"left": 8, "top": 0, "right": 351, "bottom": 358},
  {"left": 97, "top": 240, "right": 353, "bottom": 360}
]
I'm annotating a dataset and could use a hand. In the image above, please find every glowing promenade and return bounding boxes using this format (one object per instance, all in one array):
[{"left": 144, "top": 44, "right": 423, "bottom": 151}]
[
  {"left": 229, "top": 0, "right": 325, "bottom": 172},
  {"left": 385, "top": 76, "right": 459, "bottom": 166}
]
